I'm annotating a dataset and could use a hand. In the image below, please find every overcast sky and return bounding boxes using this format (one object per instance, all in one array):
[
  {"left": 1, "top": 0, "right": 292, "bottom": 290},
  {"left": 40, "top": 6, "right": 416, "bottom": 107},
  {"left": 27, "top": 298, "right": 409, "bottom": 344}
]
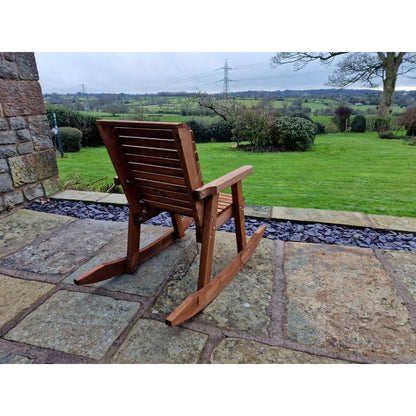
[
  {"left": 34, "top": 52, "right": 334, "bottom": 94},
  {"left": 34, "top": 52, "right": 416, "bottom": 95}
]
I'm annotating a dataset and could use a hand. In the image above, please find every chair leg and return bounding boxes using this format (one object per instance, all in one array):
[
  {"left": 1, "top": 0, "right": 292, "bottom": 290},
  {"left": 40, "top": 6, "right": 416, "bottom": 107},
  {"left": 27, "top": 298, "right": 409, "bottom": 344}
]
[
  {"left": 126, "top": 212, "right": 141, "bottom": 273},
  {"left": 74, "top": 214, "right": 194, "bottom": 286},
  {"left": 232, "top": 181, "right": 246, "bottom": 252},
  {"left": 197, "top": 194, "right": 219, "bottom": 290},
  {"left": 171, "top": 213, "right": 189, "bottom": 239}
]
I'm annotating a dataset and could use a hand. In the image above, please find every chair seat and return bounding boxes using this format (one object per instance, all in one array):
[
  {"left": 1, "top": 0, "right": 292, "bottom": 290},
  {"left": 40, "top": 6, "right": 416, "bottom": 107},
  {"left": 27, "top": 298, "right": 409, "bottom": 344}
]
[{"left": 217, "top": 192, "right": 233, "bottom": 214}]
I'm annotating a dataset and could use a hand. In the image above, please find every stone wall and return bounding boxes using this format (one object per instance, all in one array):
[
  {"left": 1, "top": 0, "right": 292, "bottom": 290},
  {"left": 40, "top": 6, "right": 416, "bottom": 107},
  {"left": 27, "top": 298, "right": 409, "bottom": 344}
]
[{"left": 0, "top": 52, "right": 59, "bottom": 215}]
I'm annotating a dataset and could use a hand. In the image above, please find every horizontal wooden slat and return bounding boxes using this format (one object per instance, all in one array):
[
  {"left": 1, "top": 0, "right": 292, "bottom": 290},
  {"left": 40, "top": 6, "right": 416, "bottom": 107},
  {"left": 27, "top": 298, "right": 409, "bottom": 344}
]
[
  {"left": 128, "top": 161, "right": 184, "bottom": 177},
  {"left": 119, "top": 136, "right": 177, "bottom": 149},
  {"left": 139, "top": 185, "right": 189, "bottom": 201},
  {"left": 140, "top": 193, "right": 192, "bottom": 210},
  {"left": 142, "top": 199, "right": 194, "bottom": 217},
  {"left": 122, "top": 144, "right": 178, "bottom": 160},
  {"left": 115, "top": 126, "right": 175, "bottom": 139},
  {"left": 133, "top": 178, "right": 188, "bottom": 194},
  {"left": 124, "top": 153, "right": 181, "bottom": 168},
  {"left": 132, "top": 170, "right": 186, "bottom": 185}
]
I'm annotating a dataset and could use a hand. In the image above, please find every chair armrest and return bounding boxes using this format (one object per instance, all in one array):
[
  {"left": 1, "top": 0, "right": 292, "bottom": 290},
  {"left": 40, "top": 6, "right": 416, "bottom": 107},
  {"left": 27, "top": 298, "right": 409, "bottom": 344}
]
[{"left": 193, "top": 165, "right": 253, "bottom": 200}]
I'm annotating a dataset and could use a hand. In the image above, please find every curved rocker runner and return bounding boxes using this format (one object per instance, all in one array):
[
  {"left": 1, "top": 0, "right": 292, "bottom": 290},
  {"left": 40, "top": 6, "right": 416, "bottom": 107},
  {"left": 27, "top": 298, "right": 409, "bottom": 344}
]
[{"left": 74, "top": 120, "right": 266, "bottom": 326}]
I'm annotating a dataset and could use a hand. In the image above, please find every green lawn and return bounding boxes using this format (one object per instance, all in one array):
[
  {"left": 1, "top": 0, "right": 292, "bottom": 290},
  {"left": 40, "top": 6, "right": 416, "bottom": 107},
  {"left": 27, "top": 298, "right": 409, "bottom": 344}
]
[{"left": 57, "top": 132, "right": 416, "bottom": 218}]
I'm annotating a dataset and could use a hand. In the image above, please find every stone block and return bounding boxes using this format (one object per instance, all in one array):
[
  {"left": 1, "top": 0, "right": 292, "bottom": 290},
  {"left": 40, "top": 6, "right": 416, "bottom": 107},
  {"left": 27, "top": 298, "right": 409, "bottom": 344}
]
[
  {"left": 0, "top": 172, "right": 13, "bottom": 192},
  {"left": 0, "top": 118, "right": 8, "bottom": 130},
  {"left": 111, "top": 319, "right": 208, "bottom": 364},
  {"left": 17, "top": 140, "right": 34, "bottom": 154},
  {"left": 1, "top": 53, "right": 15, "bottom": 61},
  {"left": 5, "top": 290, "right": 140, "bottom": 360},
  {"left": 23, "top": 183, "right": 45, "bottom": 200},
  {"left": 3, "top": 190, "right": 24, "bottom": 209},
  {"left": 0, "top": 159, "right": 8, "bottom": 172},
  {"left": 0, "top": 59, "right": 18, "bottom": 79},
  {"left": 42, "top": 177, "right": 61, "bottom": 196},
  {"left": 9, "top": 150, "right": 58, "bottom": 187},
  {"left": 14, "top": 53, "right": 38, "bottom": 80},
  {"left": 0, "top": 130, "right": 16, "bottom": 144},
  {"left": 28, "top": 115, "right": 53, "bottom": 150},
  {"left": 0, "top": 80, "right": 45, "bottom": 117},
  {"left": 0, "top": 144, "right": 16, "bottom": 158},
  {"left": 16, "top": 129, "right": 32, "bottom": 142},
  {"left": 9, "top": 117, "right": 27, "bottom": 130}
]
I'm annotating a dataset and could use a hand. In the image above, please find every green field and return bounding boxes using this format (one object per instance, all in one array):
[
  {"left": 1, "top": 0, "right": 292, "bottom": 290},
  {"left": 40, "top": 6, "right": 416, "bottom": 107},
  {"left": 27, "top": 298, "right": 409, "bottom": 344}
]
[{"left": 56, "top": 132, "right": 416, "bottom": 218}]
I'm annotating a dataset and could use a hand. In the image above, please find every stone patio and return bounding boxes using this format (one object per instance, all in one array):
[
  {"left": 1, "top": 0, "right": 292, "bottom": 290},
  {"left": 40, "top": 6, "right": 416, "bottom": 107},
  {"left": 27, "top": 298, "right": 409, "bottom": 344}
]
[{"left": 1, "top": 202, "right": 416, "bottom": 364}]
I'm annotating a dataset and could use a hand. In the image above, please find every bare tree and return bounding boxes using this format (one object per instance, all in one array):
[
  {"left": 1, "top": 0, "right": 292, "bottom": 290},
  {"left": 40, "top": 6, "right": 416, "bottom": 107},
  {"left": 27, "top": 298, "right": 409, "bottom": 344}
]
[
  {"left": 271, "top": 52, "right": 416, "bottom": 118},
  {"left": 191, "top": 92, "right": 239, "bottom": 124}
]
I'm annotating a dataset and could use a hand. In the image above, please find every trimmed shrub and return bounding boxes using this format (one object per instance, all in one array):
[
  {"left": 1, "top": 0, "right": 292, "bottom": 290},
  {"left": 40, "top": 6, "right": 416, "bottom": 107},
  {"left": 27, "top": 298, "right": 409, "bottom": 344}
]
[
  {"left": 208, "top": 119, "right": 233, "bottom": 142},
  {"left": 351, "top": 115, "right": 366, "bottom": 132},
  {"left": 58, "top": 127, "right": 82, "bottom": 152},
  {"left": 231, "top": 108, "right": 274, "bottom": 148},
  {"left": 314, "top": 121, "right": 326, "bottom": 135},
  {"left": 185, "top": 119, "right": 211, "bottom": 143},
  {"left": 378, "top": 131, "right": 396, "bottom": 139},
  {"left": 333, "top": 106, "right": 352, "bottom": 132},
  {"left": 374, "top": 117, "right": 390, "bottom": 133},
  {"left": 46, "top": 106, "right": 102, "bottom": 147},
  {"left": 399, "top": 105, "right": 416, "bottom": 136},
  {"left": 273, "top": 116, "right": 317, "bottom": 151},
  {"left": 290, "top": 113, "right": 325, "bottom": 134}
]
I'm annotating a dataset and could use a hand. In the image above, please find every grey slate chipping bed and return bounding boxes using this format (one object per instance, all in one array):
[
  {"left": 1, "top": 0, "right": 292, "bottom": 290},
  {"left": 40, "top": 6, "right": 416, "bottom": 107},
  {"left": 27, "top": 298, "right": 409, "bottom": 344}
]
[{"left": 26, "top": 199, "right": 416, "bottom": 252}]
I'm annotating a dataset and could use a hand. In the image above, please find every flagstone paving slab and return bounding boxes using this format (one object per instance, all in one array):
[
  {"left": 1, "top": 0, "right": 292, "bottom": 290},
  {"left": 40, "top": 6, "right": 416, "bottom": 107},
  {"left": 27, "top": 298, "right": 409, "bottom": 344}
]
[
  {"left": 284, "top": 242, "right": 416, "bottom": 363},
  {"left": 0, "top": 218, "right": 124, "bottom": 281},
  {"left": 66, "top": 226, "right": 195, "bottom": 296},
  {"left": 52, "top": 190, "right": 109, "bottom": 202},
  {"left": 368, "top": 214, "right": 416, "bottom": 233},
  {"left": 244, "top": 204, "right": 272, "bottom": 219},
  {"left": 96, "top": 193, "right": 127, "bottom": 205},
  {"left": 153, "top": 231, "right": 275, "bottom": 336},
  {"left": 381, "top": 250, "right": 416, "bottom": 304},
  {"left": 5, "top": 290, "right": 140, "bottom": 360},
  {"left": 0, "top": 274, "right": 54, "bottom": 328},
  {"left": 210, "top": 338, "right": 349, "bottom": 364},
  {"left": 0, "top": 350, "right": 33, "bottom": 364},
  {"left": 272, "top": 206, "right": 372, "bottom": 228},
  {"left": 111, "top": 319, "right": 208, "bottom": 363},
  {"left": 0, "top": 209, "right": 73, "bottom": 257}
]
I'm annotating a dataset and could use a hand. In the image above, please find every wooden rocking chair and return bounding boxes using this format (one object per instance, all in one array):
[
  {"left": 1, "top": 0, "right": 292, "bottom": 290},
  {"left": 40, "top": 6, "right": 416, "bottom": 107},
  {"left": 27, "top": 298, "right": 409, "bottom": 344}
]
[{"left": 74, "top": 121, "right": 266, "bottom": 326}]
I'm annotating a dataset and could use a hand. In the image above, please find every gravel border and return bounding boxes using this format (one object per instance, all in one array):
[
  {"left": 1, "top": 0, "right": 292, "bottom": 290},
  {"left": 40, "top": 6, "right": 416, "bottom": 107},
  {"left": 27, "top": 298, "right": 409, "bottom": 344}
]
[{"left": 26, "top": 199, "right": 416, "bottom": 252}]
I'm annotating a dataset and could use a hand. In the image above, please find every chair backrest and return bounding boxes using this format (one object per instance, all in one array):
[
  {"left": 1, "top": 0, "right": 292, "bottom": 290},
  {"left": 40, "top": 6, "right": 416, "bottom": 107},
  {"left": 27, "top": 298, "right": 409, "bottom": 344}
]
[{"left": 96, "top": 120, "right": 204, "bottom": 221}]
